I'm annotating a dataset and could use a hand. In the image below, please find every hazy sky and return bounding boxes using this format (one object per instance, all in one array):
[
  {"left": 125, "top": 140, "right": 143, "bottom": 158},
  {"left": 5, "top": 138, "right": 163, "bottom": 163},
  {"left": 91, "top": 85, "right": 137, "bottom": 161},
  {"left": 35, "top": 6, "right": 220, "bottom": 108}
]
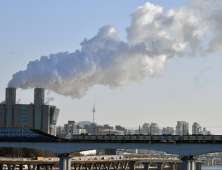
[{"left": 1, "top": 0, "right": 222, "bottom": 134}]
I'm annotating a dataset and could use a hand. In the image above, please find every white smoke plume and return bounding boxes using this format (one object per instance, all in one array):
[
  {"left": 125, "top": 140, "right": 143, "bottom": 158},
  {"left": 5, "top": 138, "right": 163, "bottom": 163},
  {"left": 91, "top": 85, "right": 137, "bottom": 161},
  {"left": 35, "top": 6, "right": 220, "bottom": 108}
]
[{"left": 8, "top": 0, "right": 222, "bottom": 98}]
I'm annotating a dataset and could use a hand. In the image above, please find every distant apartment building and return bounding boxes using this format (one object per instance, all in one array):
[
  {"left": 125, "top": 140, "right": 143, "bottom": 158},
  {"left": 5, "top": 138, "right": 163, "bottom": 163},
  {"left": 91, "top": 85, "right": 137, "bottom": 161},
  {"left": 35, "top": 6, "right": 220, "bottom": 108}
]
[
  {"left": 201, "top": 127, "right": 212, "bottom": 135},
  {"left": 84, "top": 123, "right": 114, "bottom": 135},
  {"left": 115, "top": 125, "right": 127, "bottom": 135},
  {"left": 62, "top": 120, "right": 86, "bottom": 137},
  {"left": 142, "top": 123, "right": 150, "bottom": 134},
  {"left": 192, "top": 122, "right": 202, "bottom": 134},
  {"left": 176, "top": 121, "right": 189, "bottom": 135},
  {"left": 150, "top": 123, "right": 160, "bottom": 135},
  {"left": 0, "top": 88, "right": 60, "bottom": 135},
  {"left": 162, "top": 127, "right": 175, "bottom": 135},
  {"left": 192, "top": 122, "right": 212, "bottom": 135},
  {"left": 140, "top": 123, "right": 160, "bottom": 135}
]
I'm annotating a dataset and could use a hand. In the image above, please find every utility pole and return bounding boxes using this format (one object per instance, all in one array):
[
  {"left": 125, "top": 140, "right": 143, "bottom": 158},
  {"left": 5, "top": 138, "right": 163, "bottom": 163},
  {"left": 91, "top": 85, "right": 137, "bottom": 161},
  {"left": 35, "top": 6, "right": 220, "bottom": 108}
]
[
  {"left": 139, "top": 125, "right": 140, "bottom": 140},
  {"left": 150, "top": 125, "right": 152, "bottom": 135},
  {"left": 98, "top": 126, "right": 100, "bottom": 136},
  {"left": 59, "top": 126, "right": 61, "bottom": 141},
  {"left": 71, "top": 124, "right": 73, "bottom": 139}
]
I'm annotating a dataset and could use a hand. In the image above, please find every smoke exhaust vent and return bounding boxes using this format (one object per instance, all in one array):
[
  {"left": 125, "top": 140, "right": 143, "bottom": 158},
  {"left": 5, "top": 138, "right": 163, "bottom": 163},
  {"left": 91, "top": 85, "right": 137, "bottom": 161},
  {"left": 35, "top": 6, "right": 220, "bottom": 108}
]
[
  {"left": 34, "top": 88, "right": 45, "bottom": 108},
  {"left": 5, "top": 87, "right": 16, "bottom": 107}
]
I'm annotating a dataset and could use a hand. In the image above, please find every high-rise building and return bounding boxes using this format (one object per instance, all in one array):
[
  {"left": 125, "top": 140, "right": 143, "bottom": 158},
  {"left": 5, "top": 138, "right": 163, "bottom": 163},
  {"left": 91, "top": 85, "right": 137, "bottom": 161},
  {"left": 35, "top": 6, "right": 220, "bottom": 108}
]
[
  {"left": 192, "top": 122, "right": 212, "bottom": 135},
  {"left": 162, "top": 127, "right": 175, "bottom": 135},
  {"left": 176, "top": 121, "right": 189, "bottom": 135},
  {"left": 192, "top": 122, "right": 202, "bottom": 134},
  {"left": 115, "top": 125, "right": 127, "bottom": 135},
  {"left": 150, "top": 123, "right": 160, "bottom": 135},
  {"left": 89, "top": 123, "right": 98, "bottom": 135},
  {"left": 142, "top": 123, "right": 150, "bottom": 134},
  {"left": 0, "top": 88, "right": 60, "bottom": 135},
  {"left": 201, "top": 127, "right": 212, "bottom": 135}
]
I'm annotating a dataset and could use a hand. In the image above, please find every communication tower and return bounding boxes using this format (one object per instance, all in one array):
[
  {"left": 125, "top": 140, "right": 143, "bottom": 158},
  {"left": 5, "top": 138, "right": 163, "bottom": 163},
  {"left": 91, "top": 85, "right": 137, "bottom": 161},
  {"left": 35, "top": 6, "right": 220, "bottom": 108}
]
[{"left": 92, "top": 99, "right": 96, "bottom": 123}]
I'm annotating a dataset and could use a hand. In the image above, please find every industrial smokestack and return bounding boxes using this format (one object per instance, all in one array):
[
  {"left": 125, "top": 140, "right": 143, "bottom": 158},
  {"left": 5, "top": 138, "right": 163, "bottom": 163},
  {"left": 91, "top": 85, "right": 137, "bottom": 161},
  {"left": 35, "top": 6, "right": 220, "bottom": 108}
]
[
  {"left": 34, "top": 88, "right": 45, "bottom": 108},
  {"left": 5, "top": 87, "right": 16, "bottom": 107}
]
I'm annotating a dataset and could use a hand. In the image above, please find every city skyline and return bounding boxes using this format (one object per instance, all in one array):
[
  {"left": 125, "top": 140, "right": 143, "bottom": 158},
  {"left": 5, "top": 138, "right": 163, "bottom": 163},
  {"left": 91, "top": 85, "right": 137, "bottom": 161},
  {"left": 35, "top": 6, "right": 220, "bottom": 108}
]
[{"left": 1, "top": 0, "right": 222, "bottom": 134}]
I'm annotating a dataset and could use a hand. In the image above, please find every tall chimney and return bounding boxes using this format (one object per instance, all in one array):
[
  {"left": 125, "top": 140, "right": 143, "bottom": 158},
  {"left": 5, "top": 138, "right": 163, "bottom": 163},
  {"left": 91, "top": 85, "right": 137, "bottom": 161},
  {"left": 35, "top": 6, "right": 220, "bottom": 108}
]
[
  {"left": 4, "top": 87, "right": 16, "bottom": 126},
  {"left": 34, "top": 88, "right": 45, "bottom": 108},
  {"left": 5, "top": 87, "right": 16, "bottom": 107}
]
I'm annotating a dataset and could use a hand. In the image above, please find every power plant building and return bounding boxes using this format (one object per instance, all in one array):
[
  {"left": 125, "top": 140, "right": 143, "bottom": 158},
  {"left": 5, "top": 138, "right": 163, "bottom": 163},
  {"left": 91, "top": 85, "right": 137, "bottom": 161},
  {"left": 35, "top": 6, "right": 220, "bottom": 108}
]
[{"left": 0, "top": 88, "right": 60, "bottom": 135}]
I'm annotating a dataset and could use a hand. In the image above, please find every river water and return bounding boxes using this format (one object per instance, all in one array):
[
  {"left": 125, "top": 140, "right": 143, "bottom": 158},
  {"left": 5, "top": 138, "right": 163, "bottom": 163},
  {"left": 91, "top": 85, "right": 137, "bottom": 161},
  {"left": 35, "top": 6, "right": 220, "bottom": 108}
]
[{"left": 202, "top": 165, "right": 222, "bottom": 169}]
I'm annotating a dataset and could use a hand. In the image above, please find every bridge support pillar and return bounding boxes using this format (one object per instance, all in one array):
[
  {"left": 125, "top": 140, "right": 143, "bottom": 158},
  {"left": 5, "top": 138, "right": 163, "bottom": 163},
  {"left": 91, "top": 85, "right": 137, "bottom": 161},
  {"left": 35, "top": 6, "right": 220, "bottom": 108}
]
[
  {"left": 32, "top": 164, "right": 37, "bottom": 170},
  {"left": 129, "top": 162, "right": 136, "bottom": 170},
  {"left": 0, "top": 164, "right": 3, "bottom": 170},
  {"left": 7, "top": 164, "right": 12, "bottom": 170},
  {"left": 19, "top": 164, "right": 23, "bottom": 170},
  {"left": 28, "top": 165, "right": 32, "bottom": 170},
  {"left": 143, "top": 163, "right": 150, "bottom": 170},
  {"left": 168, "top": 163, "right": 176, "bottom": 170},
  {"left": 67, "top": 157, "right": 71, "bottom": 170},
  {"left": 175, "top": 163, "right": 182, "bottom": 170},
  {"left": 59, "top": 154, "right": 72, "bottom": 170},
  {"left": 50, "top": 165, "right": 54, "bottom": 170},
  {"left": 211, "top": 159, "right": 214, "bottom": 166},
  {"left": 196, "top": 162, "right": 202, "bottom": 170},
  {"left": 59, "top": 154, "right": 67, "bottom": 170},
  {"left": 190, "top": 161, "right": 194, "bottom": 170},
  {"left": 182, "top": 160, "right": 190, "bottom": 170},
  {"left": 156, "top": 163, "right": 163, "bottom": 170},
  {"left": 37, "top": 165, "right": 41, "bottom": 170},
  {"left": 181, "top": 156, "right": 196, "bottom": 170},
  {"left": 46, "top": 165, "right": 50, "bottom": 170},
  {"left": 12, "top": 165, "right": 16, "bottom": 170}
]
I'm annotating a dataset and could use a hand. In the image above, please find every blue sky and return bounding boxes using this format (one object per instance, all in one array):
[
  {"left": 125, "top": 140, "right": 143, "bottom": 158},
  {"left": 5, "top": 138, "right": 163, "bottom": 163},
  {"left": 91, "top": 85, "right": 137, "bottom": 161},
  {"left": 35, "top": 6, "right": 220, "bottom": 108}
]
[{"left": 1, "top": 0, "right": 222, "bottom": 134}]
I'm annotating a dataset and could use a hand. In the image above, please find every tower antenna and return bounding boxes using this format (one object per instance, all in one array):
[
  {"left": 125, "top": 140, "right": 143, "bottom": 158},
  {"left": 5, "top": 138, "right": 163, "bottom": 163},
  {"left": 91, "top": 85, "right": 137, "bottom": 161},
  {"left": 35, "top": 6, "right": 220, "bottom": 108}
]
[{"left": 92, "top": 99, "right": 96, "bottom": 123}]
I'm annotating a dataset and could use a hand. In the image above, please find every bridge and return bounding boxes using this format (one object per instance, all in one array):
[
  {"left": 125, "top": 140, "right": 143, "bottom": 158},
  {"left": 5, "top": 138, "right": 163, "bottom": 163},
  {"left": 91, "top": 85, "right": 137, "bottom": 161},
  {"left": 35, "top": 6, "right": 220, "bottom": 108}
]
[
  {"left": 1, "top": 127, "right": 221, "bottom": 170},
  {"left": 0, "top": 158, "right": 203, "bottom": 170}
]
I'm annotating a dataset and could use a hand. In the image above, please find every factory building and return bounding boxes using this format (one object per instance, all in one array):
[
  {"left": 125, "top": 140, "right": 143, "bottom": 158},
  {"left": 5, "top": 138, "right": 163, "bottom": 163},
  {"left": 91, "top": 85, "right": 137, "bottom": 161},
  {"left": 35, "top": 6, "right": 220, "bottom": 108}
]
[{"left": 0, "top": 88, "right": 60, "bottom": 135}]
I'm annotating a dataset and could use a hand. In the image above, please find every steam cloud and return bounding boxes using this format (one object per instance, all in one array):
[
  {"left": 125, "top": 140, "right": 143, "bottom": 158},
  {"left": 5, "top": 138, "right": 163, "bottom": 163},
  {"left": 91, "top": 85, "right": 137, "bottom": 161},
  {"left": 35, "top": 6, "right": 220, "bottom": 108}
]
[{"left": 8, "top": 0, "right": 222, "bottom": 98}]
